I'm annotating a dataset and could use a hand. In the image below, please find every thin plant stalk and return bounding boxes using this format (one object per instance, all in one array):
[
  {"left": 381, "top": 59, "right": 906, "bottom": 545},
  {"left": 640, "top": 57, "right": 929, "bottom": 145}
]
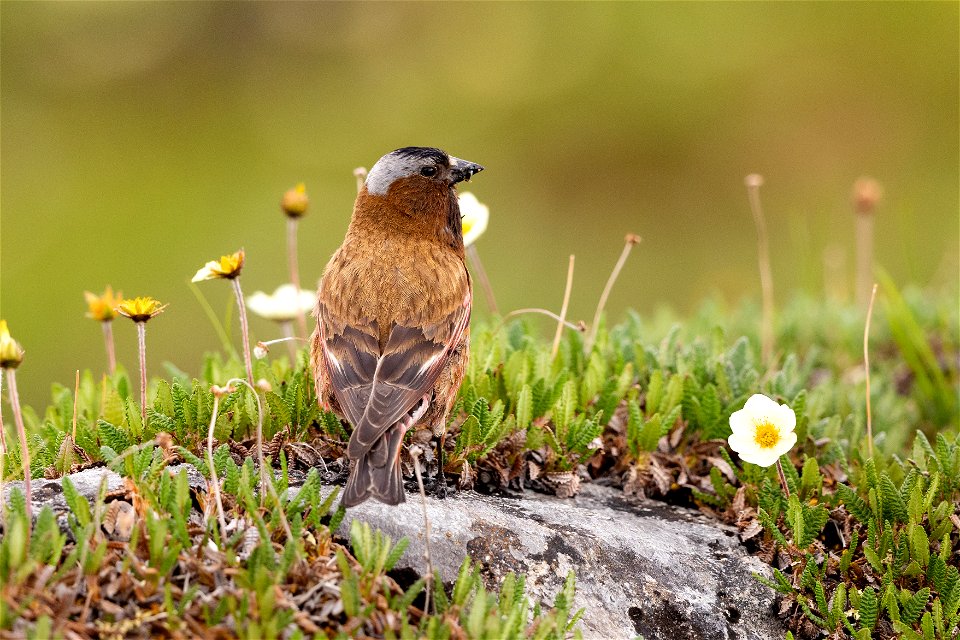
[
  {"left": 0, "top": 373, "right": 7, "bottom": 454},
  {"left": 863, "top": 283, "right": 878, "bottom": 459},
  {"left": 136, "top": 322, "right": 148, "bottom": 427},
  {"left": 287, "top": 218, "right": 308, "bottom": 339},
  {"left": 0, "top": 374, "right": 6, "bottom": 524},
  {"left": 7, "top": 368, "right": 31, "bottom": 529},
  {"left": 226, "top": 377, "right": 293, "bottom": 542},
  {"left": 775, "top": 458, "right": 791, "bottom": 499},
  {"left": 280, "top": 320, "right": 298, "bottom": 362},
  {"left": 188, "top": 282, "right": 239, "bottom": 359},
  {"left": 207, "top": 392, "right": 229, "bottom": 536},
  {"left": 551, "top": 255, "right": 576, "bottom": 360},
  {"left": 466, "top": 244, "right": 499, "bottom": 315},
  {"left": 410, "top": 445, "right": 435, "bottom": 615},
  {"left": 501, "top": 308, "right": 585, "bottom": 333},
  {"left": 72, "top": 369, "right": 80, "bottom": 440},
  {"left": 856, "top": 215, "right": 874, "bottom": 307},
  {"left": 102, "top": 321, "right": 117, "bottom": 376},
  {"left": 231, "top": 278, "right": 255, "bottom": 386},
  {"left": 745, "top": 175, "right": 775, "bottom": 368},
  {"left": 585, "top": 234, "right": 640, "bottom": 353}
]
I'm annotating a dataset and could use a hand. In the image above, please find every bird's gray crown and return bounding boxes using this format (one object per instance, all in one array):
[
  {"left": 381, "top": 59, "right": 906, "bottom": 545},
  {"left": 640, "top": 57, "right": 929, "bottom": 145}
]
[{"left": 365, "top": 147, "right": 451, "bottom": 195}]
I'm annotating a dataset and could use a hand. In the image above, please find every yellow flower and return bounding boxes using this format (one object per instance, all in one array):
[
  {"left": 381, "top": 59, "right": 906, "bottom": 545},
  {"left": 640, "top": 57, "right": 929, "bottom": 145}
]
[
  {"left": 116, "top": 297, "right": 168, "bottom": 323},
  {"left": 727, "top": 394, "right": 797, "bottom": 467},
  {"left": 281, "top": 183, "right": 309, "bottom": 218},
  {"left": 458, "top": 192, "right": 489, "bottom": 246},
  {"left": 84, "top": 286, "right": 123, "bottom": 322},
  {"left": 192, "top": 249, "right": 245, "bottom": 282},
  {"left": 0, "top": 320, "right": 24, "bottom": 369}
]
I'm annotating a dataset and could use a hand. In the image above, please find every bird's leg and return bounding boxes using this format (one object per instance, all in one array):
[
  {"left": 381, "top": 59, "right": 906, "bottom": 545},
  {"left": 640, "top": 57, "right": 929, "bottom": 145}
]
[{"left": 433, "top": 431, "right": 448, "bottom": 499}]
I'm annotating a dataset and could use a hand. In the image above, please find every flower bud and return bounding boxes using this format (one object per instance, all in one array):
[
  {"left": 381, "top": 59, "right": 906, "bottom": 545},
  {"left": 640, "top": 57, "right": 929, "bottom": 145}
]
[
  {"left": 0, "top": 320, "right": 24, "bottom": 369},
  {"left": 281, "top": 183, "right": 309, "bottom": 218},
  {"left": 852, "top": 177, "right": 883, "bottom": 215}
]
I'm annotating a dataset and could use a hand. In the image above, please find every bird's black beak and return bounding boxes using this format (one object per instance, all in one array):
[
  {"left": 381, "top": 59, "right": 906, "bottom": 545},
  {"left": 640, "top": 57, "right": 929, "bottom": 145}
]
[{"left": 448, "top": 157, "right": 484, "bottom": 185}]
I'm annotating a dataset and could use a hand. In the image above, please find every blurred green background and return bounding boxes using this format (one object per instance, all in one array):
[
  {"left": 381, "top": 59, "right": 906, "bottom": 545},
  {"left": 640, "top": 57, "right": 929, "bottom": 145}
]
[{"left": 2, "top": 2, "right": 957, "bottom": 409}]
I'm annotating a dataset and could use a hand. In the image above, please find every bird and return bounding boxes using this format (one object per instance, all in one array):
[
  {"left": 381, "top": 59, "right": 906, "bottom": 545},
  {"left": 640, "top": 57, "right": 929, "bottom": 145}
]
[{"left": 311, "top": 147, "right": 484, "bottom": 507}]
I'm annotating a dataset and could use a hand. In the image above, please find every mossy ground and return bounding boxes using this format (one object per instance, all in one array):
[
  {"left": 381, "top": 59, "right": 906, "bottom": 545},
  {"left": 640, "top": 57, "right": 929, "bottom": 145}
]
[{"left": 1, "top": 282, "right": 958, "bottom": 639}]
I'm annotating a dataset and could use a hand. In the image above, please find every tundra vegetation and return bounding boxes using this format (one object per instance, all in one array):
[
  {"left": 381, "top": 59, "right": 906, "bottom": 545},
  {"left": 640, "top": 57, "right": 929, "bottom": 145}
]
[{"left": 1, "top": 188, "right": 957, "bottom": 639}]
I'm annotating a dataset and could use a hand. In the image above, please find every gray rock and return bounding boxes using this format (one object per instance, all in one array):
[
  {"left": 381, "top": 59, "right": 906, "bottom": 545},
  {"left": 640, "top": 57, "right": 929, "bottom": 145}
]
[
  {"left": 5, "top": 467, "right": 786, "bottom": 639},
  {"left": 336, "top": 483, "right": 785, "bottom": 640}
]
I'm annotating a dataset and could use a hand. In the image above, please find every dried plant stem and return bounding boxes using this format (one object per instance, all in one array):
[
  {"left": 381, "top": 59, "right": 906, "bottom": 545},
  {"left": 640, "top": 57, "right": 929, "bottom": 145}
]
[
  {"left": 207, "top": 393, "right": 228, "bottom": 536},
  {"left": 136, "top": 322, "right": 148, "bottom": 426},
  {"left": 72, "top": 370, "right": 80, "bottom": 440},
  {"left": 864, "top": 283, "right": 878, "bottom": 459},
  {"left": 280, "top": 320, "right": 298, "bottom": 362},
  {"left": 287, "top": 218, "right": 308, "bottom": 338},
  {"left": 231, "top": 278, "right": 255, "bottom": 386},
  {"left": 855, "top": 215, "right": 875, "bottom": 307},
  {"left": 551, "top": 255, "right": 576, "bottom": 360},
  {"left": 7, "top": 368, "right": 31, "bottom": 529},
  {"left": 466, "top": 245, "right": 499, "bottom": 315},
  {"left": 226, "top": 377, "right": 293, "bottom": 542},
  {"left": 501, "top": 308, "right": 585, "bottom": 332},
  {"left": 745, "top": 175, "right": 775, "bottom": 368},
  {"left": 585, "top": 234, "right": 640, "bottom": 353},
  {"left": 775, "top": 459, "right": 791, "bottom": 499},
  {"left": 410, "top": 446, "right": 435, "bottom": 615},
  {"left": 102, "top": 321, "right": 117, "bottom": 376}
]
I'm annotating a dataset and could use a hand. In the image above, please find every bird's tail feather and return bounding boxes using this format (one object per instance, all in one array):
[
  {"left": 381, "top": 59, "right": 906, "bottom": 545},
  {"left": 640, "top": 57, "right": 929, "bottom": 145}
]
[{"left": 342, "top": 425, "right": 406, "bottom": 507}]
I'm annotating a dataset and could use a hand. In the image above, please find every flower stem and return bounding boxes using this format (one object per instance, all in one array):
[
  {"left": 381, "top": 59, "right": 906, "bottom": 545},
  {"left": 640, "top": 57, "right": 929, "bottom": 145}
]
[
  {"left": 231, "top": 278, "right": 255, "bottom": 387},
  {"left": 775, "top": 458, "right": 791, "bottom": 499},
  {"left": 102, "top": 320, "right": 116, "bottom": 376},
  {"left": 855, "top": 214, "right": 875, "bottom": 307},
  {"left": 585, "top": 234, "right": 640, "bottom": 353},
  {"left": 863, "top": 283, "right": 878, "bottom": 459},
  {"left": 0, "top": 372, "right": 7, "bottom": 454},
  {"left": 410, "top": 445, "right": 435, "bottom": 615},
  {"left": 0, "top": 373, "right": 6, "bottom": 525},
  {"left": 7, "top": 368, "right": 31, "bottom": 530},
  {"left": 72, "top": 369, "right": 80, "bottom": 441},
  {"left": 466, "top": 244, "right": 498, "bottom": 315},
  {"left": 137, "top": 322, "right": 148, "bottom": 427},
  {"left": 551, "top": 255, "right": 576, "bottom": 360},
  {"left": 225, "top": 377, "right": 293, "bottom": 541},
  {"left": 280, "top": 320, "right": 298, "bottom": 362},
  {"left": 207, "top": 393, "right": 228, "bottom": 536},
  {"left": 745, "top": 175, "right": 775, "bottom": 369},
  {"left": 287, "top": 218, "right": 308, "bottom": 338}
]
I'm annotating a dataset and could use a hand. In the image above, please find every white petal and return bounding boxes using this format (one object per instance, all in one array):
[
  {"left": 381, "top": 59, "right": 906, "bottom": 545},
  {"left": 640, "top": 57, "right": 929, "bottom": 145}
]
[
  {"left": 777, "top": 403, "right": 797, "bottom": 433},
  {"left": 742, "top": 446, "right": 780, "bottom": 468},
  {"left": 191, "top": 263, "right": 218, "bottom": 282},
  {"left": 727, "top": 431, "right": 753, "bottom": 454},
  {"left": 743, "top": 393, "right": 779, "bottom": 416},
  {"left": 728, "top": 408, "right": 754, "bottom": 436},
  {"left": 775, "top": 430, "right": 798, "bottom": 457},
  {"left": 459, "top": 192, "right": 489, "bottom": 246}
]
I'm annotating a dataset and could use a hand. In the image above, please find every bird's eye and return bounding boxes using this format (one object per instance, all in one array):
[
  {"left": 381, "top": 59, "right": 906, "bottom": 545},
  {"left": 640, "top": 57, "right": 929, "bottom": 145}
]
[{"left": 420, "top": 166, "right": 438, "bottom": 177}]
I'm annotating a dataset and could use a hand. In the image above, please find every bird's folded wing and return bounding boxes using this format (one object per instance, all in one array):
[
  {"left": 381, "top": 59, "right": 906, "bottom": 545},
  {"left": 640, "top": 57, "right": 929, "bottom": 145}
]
[{"left": 318, "top": 292, "right": 470, "bottom": 458}]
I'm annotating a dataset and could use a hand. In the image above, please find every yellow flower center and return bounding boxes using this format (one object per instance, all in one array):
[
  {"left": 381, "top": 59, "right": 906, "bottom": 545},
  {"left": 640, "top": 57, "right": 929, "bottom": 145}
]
[{"left": 753, "top": 420, "right": 780, "bottom": 449}]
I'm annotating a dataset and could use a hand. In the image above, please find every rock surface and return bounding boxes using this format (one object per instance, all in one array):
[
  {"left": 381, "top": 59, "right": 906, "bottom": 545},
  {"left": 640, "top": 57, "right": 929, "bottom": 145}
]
[
  {"left": 337, "top": 482, "right": 785, "bottom": 640},
  {"left": 5, "top": 467, "right": 786, "bottom": 639}
]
